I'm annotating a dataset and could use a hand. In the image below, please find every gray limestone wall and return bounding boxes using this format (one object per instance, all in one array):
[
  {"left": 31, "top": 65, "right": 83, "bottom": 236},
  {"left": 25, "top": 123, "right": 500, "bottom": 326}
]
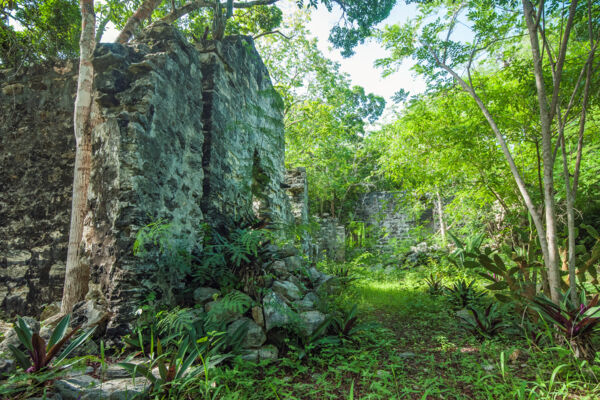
[
  {"left": 0, "top": 23, "right": 291, "bottom": 329},
  {"left": 354, "top": 191, "right": 435, "bottom": 247},
  {"left": 0, "top": 61, "right": 78, "bottom": 317},
  {"left": 199, "top": 36, "right": 290, "bottom": 230},
  {"left": 284, "top": 167, "right": 308, "bottom": 225},
  {"left": 84, "top": 25, "right": 206, "bottom": 335}
]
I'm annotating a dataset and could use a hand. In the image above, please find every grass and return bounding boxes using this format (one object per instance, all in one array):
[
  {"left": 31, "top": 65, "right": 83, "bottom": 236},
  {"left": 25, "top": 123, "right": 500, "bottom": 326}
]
[{"left": 204, "top": 267, "right": 600, "bottom": 399}]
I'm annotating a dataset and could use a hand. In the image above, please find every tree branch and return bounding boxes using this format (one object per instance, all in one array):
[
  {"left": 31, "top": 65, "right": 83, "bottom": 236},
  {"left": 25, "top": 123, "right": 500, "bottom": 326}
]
[
  {"left": 253, "top": 30, "right": 290, "bottom": 40},
  {"left": 116, "top": 0, "right": 163, "bottom": 43},
  {"left": 160, "top": 0, "right": 279, "bottom": 24}
]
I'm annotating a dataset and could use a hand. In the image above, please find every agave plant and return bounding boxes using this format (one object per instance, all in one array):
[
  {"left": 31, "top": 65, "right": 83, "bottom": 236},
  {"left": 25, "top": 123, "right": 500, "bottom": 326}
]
[
  {"left": 531, "top": 290, "right": 600, "bottom": 360},
  {"left": 444, "top": 279, "right": 485, "bottom": 309},
  {"left": 459, "top": 304, "right": 509, "bottom": 339},
  {"left": 9, "top": 314, "right": 96, "bottom": 373},
  {"left": 424, "top": 273, "right": 444, "bottom": 295}
]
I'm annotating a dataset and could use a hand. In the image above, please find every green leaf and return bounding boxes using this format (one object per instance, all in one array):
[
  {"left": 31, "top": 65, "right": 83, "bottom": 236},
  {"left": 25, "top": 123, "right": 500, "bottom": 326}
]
[
  {"left": 492, "top": 254, "right": 507, "bottom": 272},
  {"left": 47, "top": 314, "right": 71, "bottom": 351},
  {"left": 494, "top": 294, "right": 512, "bottom": 303},
  {"left": 54, "top": 326, "right": 96, "bottom": 365},
  {"left": 8, "top": 344, "right": 31, "bottom": 370},
  {"left": 582, "top": 224, "right": 600, "bottom": 240},
  {"left": 15, "top": 317, "right": 34, "bottom": 353},
  {"left": 478, "top": 255, "right": 506, "bottom": 276},
  {"left": 463, "top": 260, "right": 480, "bottom": 269},
  {"left": 118, "top": 362, "right": 157, "bottom": 384}
]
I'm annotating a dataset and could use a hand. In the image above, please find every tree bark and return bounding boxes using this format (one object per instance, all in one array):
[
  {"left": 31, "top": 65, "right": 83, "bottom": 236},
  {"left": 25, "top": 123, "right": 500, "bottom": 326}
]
[
  {"left": 61, "top": 0, "right": 96, "bottom": 314},
  {"left": 115, "top": 0, "right": 163, "bottom": 44},
  {"left": 435, "top": 190, "right": 447, "bottom": 246}
]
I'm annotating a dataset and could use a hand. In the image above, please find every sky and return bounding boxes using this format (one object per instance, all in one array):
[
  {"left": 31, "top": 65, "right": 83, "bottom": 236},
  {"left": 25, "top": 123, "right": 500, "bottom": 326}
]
[{"left": 298, "top": 1, "right": 427, "bottom": 103}]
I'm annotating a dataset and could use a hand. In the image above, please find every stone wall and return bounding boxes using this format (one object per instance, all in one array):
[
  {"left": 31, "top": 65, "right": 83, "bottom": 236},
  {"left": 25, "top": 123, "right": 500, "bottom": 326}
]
[
  {"left": 284, "top": 167, "right": 308, "bottom": 225},
  {"left": 0, "top": 23, "right": 291, "bottom": 328},
  {"left": 0, "top": 61, "right": 78, "bottom": 317},
  {"left": 199, "top": 37, "right": 291, "bottom": 230},
  {"left": 355, "top": 191, "right": 435, "bottom": 247}
]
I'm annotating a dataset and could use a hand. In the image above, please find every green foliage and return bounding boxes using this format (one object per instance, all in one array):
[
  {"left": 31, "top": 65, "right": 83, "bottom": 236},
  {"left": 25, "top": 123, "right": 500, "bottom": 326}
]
[
  {"left": 9, "top": 314, "right": 95, "bottom": 373},
  {"left": 531, "top": 290, "right": 600, "bottom": 360},
  {"left": 119, "top": 331, "right": 226, "bottom": 398},
  {"left": 443, "top": 279, "right": 485, "bottom": 309},
  {"left": 424, "top": 273, "right": 444, "bottom": 295},
  {"left": 1, "top": 0, "right": 80, "bottom": 68},
  {"left": 133, "top": 219, "right": 194, "bottom": 306},
  {"left": 194, "top": 224, "right": 267, "bottom": 290},
  {"left": 459, "top": 303, "right": 510, "bottom": 339}
]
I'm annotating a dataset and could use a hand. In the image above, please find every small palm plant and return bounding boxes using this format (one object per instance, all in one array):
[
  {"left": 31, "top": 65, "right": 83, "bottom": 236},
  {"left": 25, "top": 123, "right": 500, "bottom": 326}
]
[{"left": 9, "top": 314, "right": 96, "bottom": 373}]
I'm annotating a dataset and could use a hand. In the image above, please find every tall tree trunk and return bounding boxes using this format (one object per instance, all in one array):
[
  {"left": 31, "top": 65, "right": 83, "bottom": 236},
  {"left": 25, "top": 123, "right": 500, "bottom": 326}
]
[
  {"left": 435, "top": 190, "right": 447, "bottom": 246},
  {"left": 61, "top": 0, "right": 96, "bottom": 314},
  {"left": 522, "top": 0, "right": 576, "bottom": 303}
]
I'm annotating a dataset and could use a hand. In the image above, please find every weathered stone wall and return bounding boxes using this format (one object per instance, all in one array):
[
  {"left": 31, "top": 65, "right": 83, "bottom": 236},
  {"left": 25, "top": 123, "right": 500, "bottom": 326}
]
[
  {"left": 0, "top": 24, "right": 290, "bottom": 327},
  {"left": 85, "top": 25, "right": 207, "bottom": 335},
  {"left": 199, "top": 37, "right": 291, "bottom": 229},
  {"left": 354, "top": 191, "right": 435, "bottom": 247},
  {"left": 285, "top": 167, "right": 308, "bottom": 225},
  {"left": 0, "top": 62, "right": 78, "bottom": 316}
]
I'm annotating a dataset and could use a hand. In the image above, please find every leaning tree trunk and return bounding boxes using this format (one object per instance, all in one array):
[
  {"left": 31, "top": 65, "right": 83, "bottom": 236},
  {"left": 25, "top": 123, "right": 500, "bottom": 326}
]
[
  {"left": 115, "top": 0, "right": 163, "bottom": 44},
  {"left": 61, "top": 0, "right": 96, "bottom": 314}
]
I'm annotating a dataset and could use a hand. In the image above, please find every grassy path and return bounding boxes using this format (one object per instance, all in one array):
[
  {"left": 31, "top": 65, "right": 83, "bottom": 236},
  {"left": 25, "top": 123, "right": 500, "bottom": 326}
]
[{"left": 215, "top": 270, "right": 600, "bottom": 399}]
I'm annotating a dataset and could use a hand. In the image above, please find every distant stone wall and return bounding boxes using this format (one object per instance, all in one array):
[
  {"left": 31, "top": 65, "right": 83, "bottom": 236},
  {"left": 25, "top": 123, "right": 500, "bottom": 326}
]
[
  {"left": 0, "top": 61, "right": 78, "bottom": 316},
  {"left": 0, "top": 23, "right": 291, "bottom": 328},
  {"left": 285, "top": 167, "right": 308, "bottom": 225},
  {"left": 354, "top": 191, "right": 435, "bottom": 247}
]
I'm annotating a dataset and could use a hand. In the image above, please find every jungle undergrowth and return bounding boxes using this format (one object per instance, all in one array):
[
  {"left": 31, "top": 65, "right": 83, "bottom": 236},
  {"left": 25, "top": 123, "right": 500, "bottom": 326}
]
[{"left": 211, "top": 265, "right": 600, "bottom": 400}]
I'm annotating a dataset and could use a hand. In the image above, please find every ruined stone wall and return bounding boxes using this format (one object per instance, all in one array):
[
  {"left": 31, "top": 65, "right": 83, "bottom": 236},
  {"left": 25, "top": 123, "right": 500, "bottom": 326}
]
[
  {"left": 0, "top": 62, "right": 78, "bottom": 316},
  {"left": 284, "top": 167, "right": 308, "bottom": 225},
  {"left": 0, "top": 24, "right": 290, "bottom": 326},
  {"left": 199, "top": 37, "right": 291, "bottom": 229},
  {"left": 354, "top": 191, "right": 435, "bottom": 247},
  {"left": 85, "top": 25, "right": 207, "bottom": 335}
]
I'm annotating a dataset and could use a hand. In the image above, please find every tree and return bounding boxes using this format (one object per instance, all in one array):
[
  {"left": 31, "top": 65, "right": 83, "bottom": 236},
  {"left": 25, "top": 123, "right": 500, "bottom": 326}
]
[
  {"left": 255, "top": 14, "right": 386, "bottom": 220},
  {"left": 378, "top": 0, "right": 599, "bottom": 303}
]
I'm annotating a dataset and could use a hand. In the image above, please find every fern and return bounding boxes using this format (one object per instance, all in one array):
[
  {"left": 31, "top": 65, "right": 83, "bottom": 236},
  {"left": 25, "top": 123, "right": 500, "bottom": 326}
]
[{"left": 206, "top": 291, "right": 252, "bottom": 326}]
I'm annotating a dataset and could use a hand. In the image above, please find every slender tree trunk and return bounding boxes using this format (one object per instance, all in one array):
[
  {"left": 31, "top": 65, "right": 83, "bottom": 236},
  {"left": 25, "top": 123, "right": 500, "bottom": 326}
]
[
  {"left": 435, "top": 190, "right": 447, "bottom": 246},
  {"left": 434, "top": 58, "right": 556, "bottom": 301},
  {"left": 522, "top": 0, "right": 574, "bottom": 303},
  {"left": 61, "top": 0, "right": 96, "bottom": 314},
  {"left": 561, "top": 148, "right": 578, "bottom": 305},
  {"left": 115, "top": 0, "right": 163, "bottom": 44}
]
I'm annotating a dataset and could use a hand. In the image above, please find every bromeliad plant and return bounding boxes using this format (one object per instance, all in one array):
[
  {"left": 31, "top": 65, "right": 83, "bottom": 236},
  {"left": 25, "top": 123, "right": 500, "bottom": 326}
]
[
  {"left": 9, "top": 314, "right": 96, "bottom": 373},
  {"left": 459, "top": 303, "right": 509, "bottom": 339},
  {"left": 120, "top": 331, "right": 230, "bottom": 396},
  {"left": 530, "top": 290, "right": 600, "bottom": 360},
  {"left": 444, "top": 279, "right": 485, "bottom": 309},
  {"left": 424, "top": 273, "right": 444, "bottom": 295}
]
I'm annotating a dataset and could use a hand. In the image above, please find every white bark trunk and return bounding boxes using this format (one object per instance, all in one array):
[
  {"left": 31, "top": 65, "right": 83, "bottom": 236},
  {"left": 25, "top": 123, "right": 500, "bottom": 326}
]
[{"left": 62, "top": 0, "right": 96, "bottom": 314}]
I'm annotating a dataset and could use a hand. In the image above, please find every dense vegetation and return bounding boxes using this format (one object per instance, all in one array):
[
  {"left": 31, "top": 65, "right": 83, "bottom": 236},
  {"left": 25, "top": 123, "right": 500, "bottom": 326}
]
[{"left": 1, "top": 0, "right": 600, "bottom": 398}]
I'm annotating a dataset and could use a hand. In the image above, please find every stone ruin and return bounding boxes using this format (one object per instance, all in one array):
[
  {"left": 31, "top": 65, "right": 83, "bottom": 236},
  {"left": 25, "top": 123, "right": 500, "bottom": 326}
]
[{"left": 0, "top": 23, "right": 336, "bottom": 354}]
